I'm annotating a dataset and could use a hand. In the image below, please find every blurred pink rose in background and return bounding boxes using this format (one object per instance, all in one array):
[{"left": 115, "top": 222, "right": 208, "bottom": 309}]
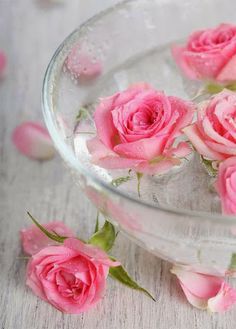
[
  {"left": 215, "top": 156, "right": 236, "bottom": 215},
  {"left": 172, "top": 23, "right": 236, "bottom": 83},
  {"left": 184, "top": 90, "right": 236, "bottom": 161},
  {"left": 26, "top": 234, "right": 119, "bottom": 314},
  {"left": 87, "top": 84, "right": 194, "bottom": 175}
]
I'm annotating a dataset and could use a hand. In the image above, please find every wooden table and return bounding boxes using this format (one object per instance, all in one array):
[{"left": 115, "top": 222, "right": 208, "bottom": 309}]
[{"left": 1, "top": 1, "right": 236, "bottom": 328}]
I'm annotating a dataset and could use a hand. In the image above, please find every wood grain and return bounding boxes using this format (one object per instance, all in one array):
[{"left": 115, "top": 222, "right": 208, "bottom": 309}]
[{"left": 0, "top": 1, "right": 236, "bottom": 328}]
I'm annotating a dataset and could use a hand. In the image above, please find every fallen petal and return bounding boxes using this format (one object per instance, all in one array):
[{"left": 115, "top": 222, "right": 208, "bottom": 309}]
[
  {"left": 0, "top": 50, "right": 7, "bottom": 76},
  {"left": 21, "top": 221, "right": 75, "bottom": 255},
  {"left": 208, "top": 282, "right": 236, "bottom": 313},
  {"left": 12, "top": 121, "right": 55, "bottom": 160}
]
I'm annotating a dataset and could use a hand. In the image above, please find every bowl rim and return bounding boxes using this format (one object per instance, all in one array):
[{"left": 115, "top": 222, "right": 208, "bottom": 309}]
[{"left": 42, "top": 0, "right": 236, "bottom": 225}]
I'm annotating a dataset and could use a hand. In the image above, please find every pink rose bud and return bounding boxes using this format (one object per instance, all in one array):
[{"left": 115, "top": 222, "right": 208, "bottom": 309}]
[
  {"left": 26, "top": 238, "right": 120, "bottom": 314},
  {"left": 171, "top": 265, "right": 236, "bottom": 312},
  {"left": 0, "top": 50, "right": 7, "bottom": 77},
  {"left": 21, "top": 221, "right": 74, "bottom": 255},
  {"left": 215, "top": 156, "right": 236, "bottom": 215},
  {"left": 172, "top": 23, "right": 236, "bottom": 83},
  {"left": 66, "top": 44, "right": 102, "bottom": 81},
  {"left": 86, "top": 84, "right": 194, "bottom": 175},
  {"left": 12, "top": 121, "right": 55, "bottom": 160},
  {"left": 183, "top": 90, "right": 236, "bottom": 161}
]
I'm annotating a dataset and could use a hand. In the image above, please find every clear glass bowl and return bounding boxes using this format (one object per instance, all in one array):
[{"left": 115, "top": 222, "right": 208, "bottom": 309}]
[{"left": 42, "top": 0, "right": 236, "bottom": 276}]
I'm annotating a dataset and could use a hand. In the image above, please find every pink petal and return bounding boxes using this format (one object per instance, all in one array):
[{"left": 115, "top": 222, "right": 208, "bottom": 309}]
[
  {"left": 128, "top": 82, "right": 152, "bottom": 90},
  {"left": 217, "top": 54, "right": 236, "bottom": 83},
  {"left": 86, "top": 137, "right": 144, "bottom": 170},
  {"left": 66, "top": 44, "right": 102, "bottom": 80},
  {"left": 64, "top": 238, "right": 120, "bottom": 267},
  {"left": 20, "top": 221, "right": 75, "bottom": 255},
  {"left": 12, "top": 122, "right": 55, "bottom": 160},
  {"left": 114, "top": 136, "right": 168, "bottom": 161},
  {"left": 183, "top": 124, "right": 224, "bottom": 160},
  {"left": 171, "top": 266, "right": 223, "bottom": 299},
  {"left": 168, "top": 142, "right": 192, "bottom": 158},
  {"left": 172, "top": 45, "right": 199, "bottom": 80},
  {"left": 179, "top": 282, "right": 208, "bottom": 309},
  {"left": 208, "top": 282, "right": 236, "bottom": 312},
  {"left": 0, "top": 50, "right": 7, "bottom": 76}
]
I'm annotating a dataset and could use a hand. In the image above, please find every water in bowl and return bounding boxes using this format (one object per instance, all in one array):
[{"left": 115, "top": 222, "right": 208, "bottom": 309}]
[{"left": 58, "top": 42, "right": 220, "bottom": 214}]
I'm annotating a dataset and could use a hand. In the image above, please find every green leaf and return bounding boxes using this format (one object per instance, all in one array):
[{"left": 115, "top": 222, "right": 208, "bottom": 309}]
[
  {"left": 200, "top": 156, "right": 218, "bottom": 177},
  {"left": 109, "top": 262, "right": 156, "bottom": 301},
  {"left": 89, "top": 220, "right": 116, "bottom": 252},
  {"left": 27, "top": 212, "right": 66, "bottom": 243},
  {"left": 94, "top": 212, "right": 100, "bottom": 234},
  {"left": 136, "top": 172, "right": 143, "bottom": 198},
  {"left": 111, "top": 176, "right": 131, "bottom": 188},
  {"left": 205, "top": 82, "right": 236, "bottom": 95},
  {"left": 205, "top": 83, "right": 224, "bottom": 95},
  {"left": 75, "top": 107, "right": 88, "bottom": 122},
  {"left": 229, "top": 254, "right": 236, "bottom": 270}
]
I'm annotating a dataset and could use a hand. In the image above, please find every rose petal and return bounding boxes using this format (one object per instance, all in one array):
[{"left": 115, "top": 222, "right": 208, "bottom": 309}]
[
  {"left": 172, "top": 45, "right": 199, "bottom": 80},
  {"left": 66, "top": 44, "right": 102, "bottom": 80},
  {"left": 208, "top": 282, "right": 236, "bottom": 312},
  {"left": 64, "top": 238, "right": 120, "bottom": 267},
  {"left": 0, "top": 50, "right": 6, "bottom": 76},
  {"left": 183, "top": 124, "right": 224, "bottom": 160},
  {"left": 12, "top": 122, "right": 55, "bottom": 160},
  {"left": 21, "top": 221, "right": 74, "bottom": 255},
  {"left": 171, "top": 265, "right": 223, "bottom": 300},
  {"left": 217, "top": 54, "right": 236, "bottom": 83}
]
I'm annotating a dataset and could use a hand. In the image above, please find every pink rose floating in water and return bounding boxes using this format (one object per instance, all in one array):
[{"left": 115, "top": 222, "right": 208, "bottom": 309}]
[
  {"left": 87, "top": 84, "right": 194, "bottom": 175},
  {"left": 184, "top": 90, "right": 236, "bottom": 161},
  {"left": 172, "top": 23, "right": 236, "bottom": 83},
  {"left": 215, "top": 157, "right": 236, "bottom": 215}
]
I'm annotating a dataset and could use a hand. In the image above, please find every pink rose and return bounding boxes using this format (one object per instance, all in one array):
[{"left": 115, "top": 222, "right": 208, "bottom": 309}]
[
  {"left": 183, "top": 90, "right": 236, "bottom": 161},
  {"left": 215, "top": 157, "right": 236, "bottom": 215},
  {"left": 21, "top": 221, "right": 74, "bottom": 255},
  {"left": 172, "top": 23, "right": 236, "bottom": 83},
  {"left": 171, "top": 265, "right": 236, "bottom": 312},
  {"left": 26, "top": 238, "right": 119, "bottom": 314},
  {"left": 87, "top": 85, "right": 194, "bottom": 175}
]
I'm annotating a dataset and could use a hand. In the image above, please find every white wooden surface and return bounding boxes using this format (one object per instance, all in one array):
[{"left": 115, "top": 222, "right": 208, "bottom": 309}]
[{"left": 1, "top": 1, "right": 236, "bottom": 328}]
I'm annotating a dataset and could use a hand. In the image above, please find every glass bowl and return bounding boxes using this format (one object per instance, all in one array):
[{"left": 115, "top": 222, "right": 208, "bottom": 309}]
[{"left": 42, "top": 0, "right": 236, "bottom": 277}]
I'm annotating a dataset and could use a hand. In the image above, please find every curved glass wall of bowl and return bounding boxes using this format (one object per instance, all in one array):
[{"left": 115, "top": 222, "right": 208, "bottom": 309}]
[{"left": 43, "top": 0, "right": 236, "bottom": 276}]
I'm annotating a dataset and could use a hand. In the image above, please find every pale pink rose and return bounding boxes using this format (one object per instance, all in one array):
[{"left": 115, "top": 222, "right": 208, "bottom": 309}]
[
  {"left": 12, "top": 121, "right": 55, "bottom": 160},
  {"left": 87, "top": 85, "right": 194, "bottom": 175},
  {"left": 215, "top": 156, "right": 236, "bottom": 215},
  {"left": 172, "top": 23, "right": 236, "bottom": 83},
  {"left": 171, "top": 265, "right": 236, "bottom": 312},
  {"left": 0, "top": 50, "right": 6, "bottom": 77},
  {"left": 21, "top": 221, "right": 74, "bottom": 255},
  {"left": 184, "top": 90, "right": 236, "bottom": 161},
  {"left": 66, "top": 44, "right": 102, "bottom": 81},
  {"left": 26, "top": 238, "right": 120, "bottom": 314}
]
